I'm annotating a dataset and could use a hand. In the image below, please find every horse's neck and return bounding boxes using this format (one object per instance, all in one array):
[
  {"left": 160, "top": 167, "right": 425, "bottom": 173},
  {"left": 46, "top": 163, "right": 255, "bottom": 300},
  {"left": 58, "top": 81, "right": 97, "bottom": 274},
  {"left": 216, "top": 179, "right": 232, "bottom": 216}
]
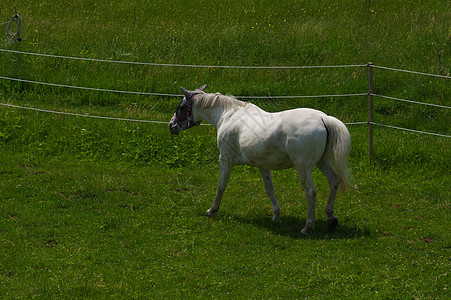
[
  {"left": 193, "top": 105, "right": 229, "bottom": 128},
  {"left": 193, "top": 94, "right": 253, "bottom": 128}
]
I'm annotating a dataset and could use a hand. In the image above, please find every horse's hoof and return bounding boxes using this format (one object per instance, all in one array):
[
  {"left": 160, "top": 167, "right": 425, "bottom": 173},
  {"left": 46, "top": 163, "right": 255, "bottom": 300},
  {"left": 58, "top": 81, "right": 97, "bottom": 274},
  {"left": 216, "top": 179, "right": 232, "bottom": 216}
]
[
  {"left": 206, "top": 209, "right": 217, "bottom": 217},
  {"left": 301, "top": 227, "right": 313, "bottom": 235},
  {"left": 327, "top": 217, "right": 339, "bottom": 231},
  {"left": 301, "top": 221, "right": 314, "bottom": 235},
  {"left": 301, "top": 228, "right": 312, "bottom": 235}
]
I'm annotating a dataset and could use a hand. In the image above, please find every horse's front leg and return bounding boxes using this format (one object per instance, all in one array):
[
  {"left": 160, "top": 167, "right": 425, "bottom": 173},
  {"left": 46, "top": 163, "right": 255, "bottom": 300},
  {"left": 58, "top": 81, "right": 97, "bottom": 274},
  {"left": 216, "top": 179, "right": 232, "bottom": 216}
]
[
  {"left": 260, "top": 169, "right": 281, "bottom": 221},
  {"left": 206, "top": 159, "right": 232, "bottom": 217}
]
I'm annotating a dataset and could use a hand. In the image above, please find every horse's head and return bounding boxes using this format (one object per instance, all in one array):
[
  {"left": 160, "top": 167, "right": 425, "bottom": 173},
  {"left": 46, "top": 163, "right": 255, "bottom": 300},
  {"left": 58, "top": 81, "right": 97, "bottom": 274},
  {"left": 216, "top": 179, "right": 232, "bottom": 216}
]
[{"left": 169, "top": 84, "right": 207, "bottom": 135}]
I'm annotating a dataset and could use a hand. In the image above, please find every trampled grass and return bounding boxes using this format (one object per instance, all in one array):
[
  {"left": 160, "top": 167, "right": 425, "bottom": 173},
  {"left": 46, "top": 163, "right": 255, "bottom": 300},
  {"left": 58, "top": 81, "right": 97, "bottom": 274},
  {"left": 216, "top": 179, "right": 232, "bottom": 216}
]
[{"left": 0, "top": 0, "right": 450, "bottom": 298}]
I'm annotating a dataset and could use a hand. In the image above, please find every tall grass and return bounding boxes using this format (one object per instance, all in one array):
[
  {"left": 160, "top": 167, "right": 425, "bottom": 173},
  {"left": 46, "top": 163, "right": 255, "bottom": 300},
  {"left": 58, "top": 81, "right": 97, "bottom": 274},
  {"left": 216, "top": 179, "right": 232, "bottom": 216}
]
[
  {"left": 1, "top": 0, "right": 450, "bottom": 92},
  {"left": 1, "top": 1, "right": 449, "bottom": 133}
]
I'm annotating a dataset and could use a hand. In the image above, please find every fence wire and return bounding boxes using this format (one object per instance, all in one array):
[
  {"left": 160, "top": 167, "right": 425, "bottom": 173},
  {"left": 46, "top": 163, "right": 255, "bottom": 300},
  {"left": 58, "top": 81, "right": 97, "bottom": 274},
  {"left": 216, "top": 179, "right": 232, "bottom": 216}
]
[
  {"left": 372, "top": 65, "right": 451, "bottom": 79},
  {"left": 0, "top": 102, "right": 366, "bottom": 126},
  {"left": 369, "top": 122, "right": 451, "bottom": 138},
  {"left": 2, "top": 102, "right": 449, "bottom": 137},
  {"left": 0, "top": 48, "right": 366, "bottom": 69},
  {"left": 0, "top": 75, "right": 182, "bottom": 97},
  {"left": 371, "top": 93, "right": 451, "bottom": 109},
  {"left": 0, "top": 102, "right": 168, "bottom": 124},
  {"left": 0, "top": 75, "right": 367, "bottom": 99}
]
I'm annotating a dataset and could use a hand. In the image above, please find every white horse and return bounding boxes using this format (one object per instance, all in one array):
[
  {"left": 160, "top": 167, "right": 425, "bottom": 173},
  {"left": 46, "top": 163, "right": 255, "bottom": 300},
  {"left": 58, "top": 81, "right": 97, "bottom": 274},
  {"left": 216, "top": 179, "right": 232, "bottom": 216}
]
[{"left": 169, "top": 85, "right": 351, "bottom": 234}]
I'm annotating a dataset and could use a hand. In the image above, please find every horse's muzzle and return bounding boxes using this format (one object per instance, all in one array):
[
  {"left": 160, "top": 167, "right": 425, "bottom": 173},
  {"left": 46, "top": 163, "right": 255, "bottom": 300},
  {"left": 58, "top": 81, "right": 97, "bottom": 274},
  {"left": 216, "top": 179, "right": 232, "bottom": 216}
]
[{"left": 169, "top": 117, "right": 181, "bottom": 135}]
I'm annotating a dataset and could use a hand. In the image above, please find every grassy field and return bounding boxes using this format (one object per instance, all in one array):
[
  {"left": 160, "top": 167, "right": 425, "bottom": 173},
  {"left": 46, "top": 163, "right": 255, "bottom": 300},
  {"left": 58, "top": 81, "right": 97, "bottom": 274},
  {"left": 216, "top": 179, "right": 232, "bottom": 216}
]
[{"left": 0, "top": 0, "right": 450, "bottom": 298}]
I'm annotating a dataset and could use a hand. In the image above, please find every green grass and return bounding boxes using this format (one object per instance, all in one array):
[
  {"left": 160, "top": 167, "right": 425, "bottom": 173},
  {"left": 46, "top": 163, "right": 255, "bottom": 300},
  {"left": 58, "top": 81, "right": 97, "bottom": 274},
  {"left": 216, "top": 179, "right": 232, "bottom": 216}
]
[
  {"left": 0, "top": 0, "right": 450, "bottom": 298},
  {"left": 0, "top": 143, "right": 449, "bottom": 298}
]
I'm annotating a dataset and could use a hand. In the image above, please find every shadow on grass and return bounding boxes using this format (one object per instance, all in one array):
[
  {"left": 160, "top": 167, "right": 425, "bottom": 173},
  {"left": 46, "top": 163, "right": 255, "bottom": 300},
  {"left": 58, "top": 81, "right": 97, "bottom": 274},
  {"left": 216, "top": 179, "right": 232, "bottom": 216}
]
[{"left": 234, "top": 215, "right": 373, "bottom": 240}]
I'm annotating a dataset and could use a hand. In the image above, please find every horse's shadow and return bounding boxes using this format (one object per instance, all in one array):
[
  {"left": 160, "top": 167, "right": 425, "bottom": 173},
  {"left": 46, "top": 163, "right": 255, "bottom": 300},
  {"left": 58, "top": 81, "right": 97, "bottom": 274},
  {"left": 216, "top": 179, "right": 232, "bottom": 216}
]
[{"left": 233, "top": 214, "right": 372, "bottom": 240}]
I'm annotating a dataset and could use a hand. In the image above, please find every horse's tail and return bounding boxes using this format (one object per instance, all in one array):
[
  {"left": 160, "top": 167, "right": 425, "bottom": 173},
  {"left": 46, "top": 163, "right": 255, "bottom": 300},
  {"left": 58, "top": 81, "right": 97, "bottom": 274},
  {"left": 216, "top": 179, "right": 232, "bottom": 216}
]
[{"left": 321, "top": 116, "right": 352, "bottom": 191}]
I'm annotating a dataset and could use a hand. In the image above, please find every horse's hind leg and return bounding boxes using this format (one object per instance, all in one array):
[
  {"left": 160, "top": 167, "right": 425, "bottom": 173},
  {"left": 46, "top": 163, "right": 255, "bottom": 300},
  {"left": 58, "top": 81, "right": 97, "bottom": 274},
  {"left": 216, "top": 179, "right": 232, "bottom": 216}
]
[
  {"left": 260, "top": 169, "right": 281, "bottom": 221},
  {"left": 295, "top": 166, "right": 317, "bottom": 235},
  {"left": 317, "top": 160, "right": 340, "bottom": 231}
]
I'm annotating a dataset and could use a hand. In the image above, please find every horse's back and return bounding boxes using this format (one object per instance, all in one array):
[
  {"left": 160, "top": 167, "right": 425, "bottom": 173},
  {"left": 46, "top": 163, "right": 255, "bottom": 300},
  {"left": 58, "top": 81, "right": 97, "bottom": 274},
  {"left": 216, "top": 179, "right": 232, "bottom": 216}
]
[
  {"left": 220, "top": 106, "right": 328, "bottom": 169},
  {"left": 280, "top": 108, "right": 327, "bottom": 132}
]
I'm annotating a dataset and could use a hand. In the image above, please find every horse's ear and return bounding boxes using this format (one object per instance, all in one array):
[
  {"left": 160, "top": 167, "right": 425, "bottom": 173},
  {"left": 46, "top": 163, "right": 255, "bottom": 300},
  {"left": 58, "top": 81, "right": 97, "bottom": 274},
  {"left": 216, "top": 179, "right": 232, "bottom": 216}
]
[
  {"left": 180, "top": 86, "right": 192, "bottom": 100},
  {"left": 198, "top": 84, "right": 207, "bottom": 91}
]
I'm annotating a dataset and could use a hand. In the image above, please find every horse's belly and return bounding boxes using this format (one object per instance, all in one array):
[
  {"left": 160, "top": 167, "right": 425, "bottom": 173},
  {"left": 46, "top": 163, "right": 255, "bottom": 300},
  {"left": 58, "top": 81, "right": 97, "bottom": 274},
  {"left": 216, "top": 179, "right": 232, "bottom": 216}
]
[{"left": 240, "top": 147, "right": 293, "bottom": 170}]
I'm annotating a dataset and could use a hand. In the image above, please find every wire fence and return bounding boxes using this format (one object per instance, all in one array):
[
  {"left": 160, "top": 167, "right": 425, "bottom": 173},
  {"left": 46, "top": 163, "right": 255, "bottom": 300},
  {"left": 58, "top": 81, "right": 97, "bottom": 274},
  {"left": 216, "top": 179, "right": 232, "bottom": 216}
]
[
  {"left": 0, "top": 48, "right": 367, "bottom": 69},
  {"left": 0, "top": 102, "right": 371, "bottom": 127},
  {"left": 370, "top": 93, "right": 450, "bottom": 109},
  {"left": 371, "top": 65, "right": 451, "bottom": 79},
  {"left": 0, "top": 48, "right": 450, "bottom": 143},
  {"left": 0, "top": 74, "right": 368, "bottom": 99},
  {"left": 368, "top": 122, "right": 450, "bottom": 138},
  {"left": 0, "top": 102, "right": 168, "bottom": 124}
]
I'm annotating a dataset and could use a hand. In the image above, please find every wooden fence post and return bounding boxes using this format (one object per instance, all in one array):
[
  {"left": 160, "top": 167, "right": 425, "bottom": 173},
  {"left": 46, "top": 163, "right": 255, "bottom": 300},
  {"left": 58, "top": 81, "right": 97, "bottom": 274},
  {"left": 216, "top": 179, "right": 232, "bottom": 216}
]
[{"left": 368, "top": 62, "right": 374, "bottom": 158}]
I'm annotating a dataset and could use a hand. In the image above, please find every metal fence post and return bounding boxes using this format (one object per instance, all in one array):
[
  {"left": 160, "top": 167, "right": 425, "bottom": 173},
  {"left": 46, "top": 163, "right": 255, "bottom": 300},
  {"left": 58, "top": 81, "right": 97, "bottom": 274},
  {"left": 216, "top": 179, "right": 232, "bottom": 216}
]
[{"left": 368, "top": 62, "right": 374, "bottom": 158}]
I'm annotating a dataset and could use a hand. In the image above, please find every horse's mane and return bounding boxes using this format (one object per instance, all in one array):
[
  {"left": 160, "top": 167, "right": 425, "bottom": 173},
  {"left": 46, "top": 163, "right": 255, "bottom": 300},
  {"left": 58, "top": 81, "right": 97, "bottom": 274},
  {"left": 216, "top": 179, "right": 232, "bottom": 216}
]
[{"left": 193, "top": 92, "right": 248, "bottom": 111}]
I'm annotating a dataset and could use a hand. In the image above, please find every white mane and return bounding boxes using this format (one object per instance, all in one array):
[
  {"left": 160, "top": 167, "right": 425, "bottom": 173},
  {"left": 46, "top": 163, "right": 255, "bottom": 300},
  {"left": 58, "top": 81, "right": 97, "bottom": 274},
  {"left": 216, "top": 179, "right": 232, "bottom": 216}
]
[{"left": 193, "top": 92, "right": 248, "bottom": 111}]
